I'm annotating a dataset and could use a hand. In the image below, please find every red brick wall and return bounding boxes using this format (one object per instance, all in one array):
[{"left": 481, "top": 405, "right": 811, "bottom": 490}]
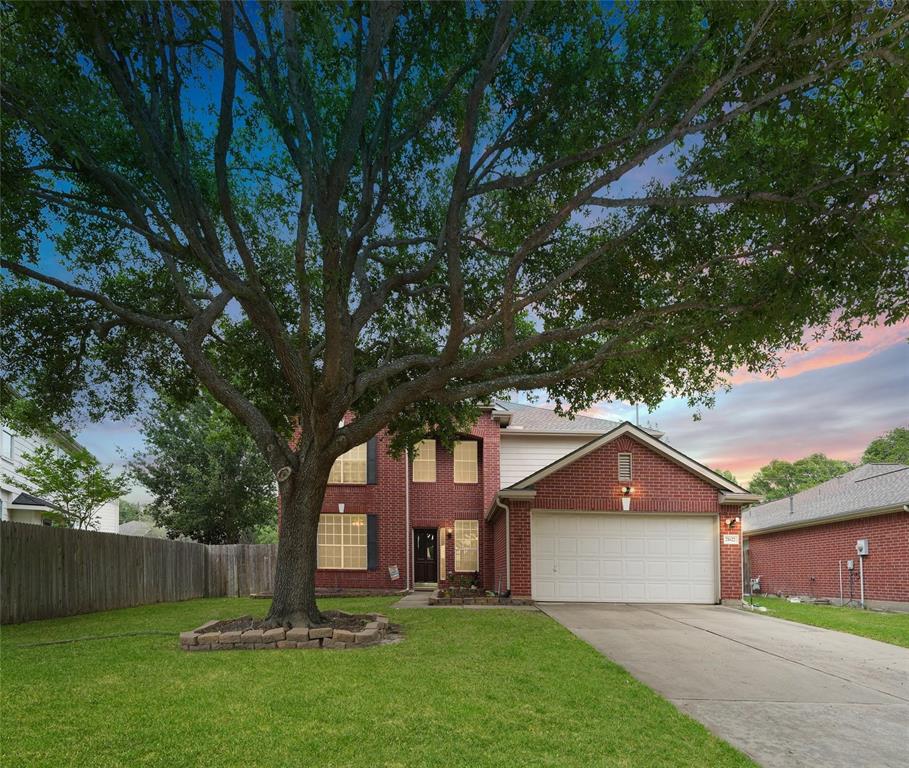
[
  {"left": 747, "top": 512, "right": 909, "bottom": 603},
  {"left": 318, "top": 428, "right": 408, "bottom": 591},
  {"left": 501, "top": 434, "right": 745, "bottom": 601},
  {"left": 507, "top": 500, "right": 533, "bottom": 597},
  {"left": 285, "top": 412, "right": 502, "bottom": 591}
]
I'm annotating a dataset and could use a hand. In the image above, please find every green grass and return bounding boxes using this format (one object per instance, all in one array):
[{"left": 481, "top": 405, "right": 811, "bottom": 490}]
[
  {"left": 749, "top": 596, "right": 909, "bottom": 648},
  {"left": 1, "top": 597, "right": 754, "bottom": 768}
]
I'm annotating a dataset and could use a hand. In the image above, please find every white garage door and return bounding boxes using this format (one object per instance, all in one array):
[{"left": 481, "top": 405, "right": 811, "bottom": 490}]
[{"left": 531, "top": 512, "right": 717, "bottom": 603}]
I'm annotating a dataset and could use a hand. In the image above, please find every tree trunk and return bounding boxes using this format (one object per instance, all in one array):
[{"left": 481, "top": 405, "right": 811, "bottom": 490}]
[{"left": 265, "top": 459, "right": 331, "bottom": 627}]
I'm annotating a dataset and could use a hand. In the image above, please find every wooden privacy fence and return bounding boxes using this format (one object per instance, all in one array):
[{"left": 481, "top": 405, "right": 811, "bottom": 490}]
[
  {"left": 206, "top": 543, "right": 278, "bottom": 600},
  {"left": 0, "top": 521, "right": 279, "bottom": 624}
]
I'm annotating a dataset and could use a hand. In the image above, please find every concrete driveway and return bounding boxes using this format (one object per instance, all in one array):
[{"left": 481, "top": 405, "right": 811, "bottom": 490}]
[{"left": 539, "top": 603, "right": 909, "bottom": 768}]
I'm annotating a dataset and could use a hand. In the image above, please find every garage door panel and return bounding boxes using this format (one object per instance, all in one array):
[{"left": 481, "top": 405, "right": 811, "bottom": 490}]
[
  {"left": 625, "top": 537, "right": 645, "bottom": 555},
  {"left": 603, "top": 538, "right": 623, "bottom": 555},
  {"left": 532, "top": 513, "right": 717, "bottom": 604},
  {"left": 578, "top": 538, "right": 599, "bottom": 556},
  {"left": 646, "top": 538, "right": 668, "bottom": 556},
  {"left": 646, "top": 561, "right": 667, "bottom": 578},
  {"left": 558, "top": 537, "right": 578, "bottom": 555},
  {"left": 558, "top": 559, "right": 578, "bottom": 577},
  {"left": 670, "top": 539, "right": 691, "bottom": 556}
]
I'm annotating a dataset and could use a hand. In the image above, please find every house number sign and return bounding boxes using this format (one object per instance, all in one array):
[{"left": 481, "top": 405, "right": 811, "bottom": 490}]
[{"left": 723, "top": 534, "right": 740, "bottom": 545}]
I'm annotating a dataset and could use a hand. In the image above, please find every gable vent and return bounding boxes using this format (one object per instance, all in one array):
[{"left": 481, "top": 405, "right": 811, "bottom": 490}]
[{"left": 618, "top": 452, "right": 633, "bottom": 481}]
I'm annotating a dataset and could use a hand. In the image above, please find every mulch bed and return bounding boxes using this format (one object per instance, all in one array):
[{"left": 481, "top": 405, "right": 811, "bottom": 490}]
[{"left": 202, "top": 610, "right": 372, "bottom": 633}]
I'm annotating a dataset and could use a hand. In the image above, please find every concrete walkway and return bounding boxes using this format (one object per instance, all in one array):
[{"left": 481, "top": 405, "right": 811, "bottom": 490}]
[
  {"left": 540, "top": 603, "right": 909, "bottom": 768},
  {"left": 393, "top": 591, "right": 433, "bottom": 608}
]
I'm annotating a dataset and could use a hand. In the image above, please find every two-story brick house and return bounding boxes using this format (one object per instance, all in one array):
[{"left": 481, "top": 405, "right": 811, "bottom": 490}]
[{"left": 303, "top": 402, "right": 758, "bottom": 603}]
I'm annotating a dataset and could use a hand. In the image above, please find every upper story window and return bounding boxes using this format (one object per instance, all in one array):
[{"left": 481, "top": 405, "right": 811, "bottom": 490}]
[
  {"left": 453, "top": 440, "right": 478, "bottom": 484},
  {"left": 1, "top": 429, "right": 14, "bottom": 461},
  {"left": 328, "top": 443, "right": 367, "bottom": 485},
  {"left": 618, "top": 452, "right": 633, "bottom": 482},
  {"left": 412, "top": 439, "right": 436, "bottom": 482}
]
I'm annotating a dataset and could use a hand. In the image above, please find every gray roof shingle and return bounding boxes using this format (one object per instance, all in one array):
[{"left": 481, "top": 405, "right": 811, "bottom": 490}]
[
  {"left": 496, "top": 401, "right": 661, "bottom": 436},
  {"left": 11, "top": 491, "right": 53, "bottom": 507},
  {"left": 744, "top": 463, "right": 909, "bottom": 534}
]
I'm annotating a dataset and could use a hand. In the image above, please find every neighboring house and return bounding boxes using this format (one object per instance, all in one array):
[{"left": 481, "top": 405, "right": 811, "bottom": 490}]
[
  {"left": 295, "top": 402, "right": 758, "bottom": 604},
  {"left": 0, "top": 421, "right": 119, "bottom": 533},
  {"left": 744, "top": 464, "right": 909, "bottom": 611},
  {"left": 118, "top": 520, "right": 168, "bottom": 538}
]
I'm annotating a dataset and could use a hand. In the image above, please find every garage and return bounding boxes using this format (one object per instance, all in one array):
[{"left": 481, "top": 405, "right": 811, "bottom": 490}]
[{"left": 531, "top": 512, "right": 718, "bottom": 603}]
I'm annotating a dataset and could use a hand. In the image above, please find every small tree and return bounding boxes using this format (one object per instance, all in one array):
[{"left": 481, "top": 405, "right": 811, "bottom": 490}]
[
  {"left": 118, "top": 498, "right": 149, "bottom": 524},
  {"left": 5, "top": 445, "right": 130, "bottom": 529},
  {"left": 130, "top": 394, "right": 278, "bottom": 543},
  {"left": 750, "top": 454, "right": 854, "bottom": 501},
  {"left": 862, "top": 427, "right": 909, "bottom": 465}
]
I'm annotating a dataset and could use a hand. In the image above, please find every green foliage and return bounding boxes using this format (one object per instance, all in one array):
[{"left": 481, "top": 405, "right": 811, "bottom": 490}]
[
  {"left": 1, "top": 1, "right": 906, "bottom": 449},
  {"left": 118, "top": 499, "right": 149, "bottom": 525},
  {"left": 862, "top": 426, "right": 909, "bottom": 465},
  {"left": 253, "top": 523, "right": 279, "bottom": 545},
  {"left": 712, "top": 468, "right": 738, "bottom": 484},
  {"left": 749, "top": 454, "right": 854, "bottom": 501},
  {"left": 130, "top": 394, "right": 277, "bottom": 543},
  {"left": 3, "top": 445, "right": 130, "bottom": 529}
]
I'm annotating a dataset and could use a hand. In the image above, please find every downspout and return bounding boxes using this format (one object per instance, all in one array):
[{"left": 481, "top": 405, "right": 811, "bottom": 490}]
[
  {"left": 495, "top": 496, "right": 511, "bottom": 592},
  {"left": 405, "top": 449, "right": 411, "bottom": 591}
]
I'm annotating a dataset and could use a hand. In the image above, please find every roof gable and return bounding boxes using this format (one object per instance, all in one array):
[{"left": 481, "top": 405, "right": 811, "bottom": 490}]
[{"left": 507, "top": 421, "right": 749, "bottom": 494}]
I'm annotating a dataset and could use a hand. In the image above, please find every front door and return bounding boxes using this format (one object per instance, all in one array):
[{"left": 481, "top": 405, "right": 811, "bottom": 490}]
[{"left": 413, "top": 529, "right": 438, "bottom": 584}]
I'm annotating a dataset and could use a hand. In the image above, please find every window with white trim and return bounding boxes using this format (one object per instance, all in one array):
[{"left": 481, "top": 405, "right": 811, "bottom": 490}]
[
  {"left": 317, "top": 514, "right": 367, "bottom": 570},
  {"left": 454, "top": 519, "right": 478, "bottom": 572},
  {"left": 412, "top": 439, "right": 436, "bottom": 482},
  {"left": 453, "top": 440, "right": 478, "bottom": 483},
  {"left": 1, "top": 430, "right": 13, "bottom": 461},
  {"left": 618, "top": 452, "right": 633, "bottom": 481},
  {"left": 328, "top": 443, "right": 367, "bottom": 484}
]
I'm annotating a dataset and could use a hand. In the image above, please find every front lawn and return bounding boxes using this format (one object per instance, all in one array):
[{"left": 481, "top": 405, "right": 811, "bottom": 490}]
[
  {"left": 749, "top": 596, "right": 909, "bottom": 648},
  {"left": 1, "top": 597, "right": 753, "bottom": 767}
]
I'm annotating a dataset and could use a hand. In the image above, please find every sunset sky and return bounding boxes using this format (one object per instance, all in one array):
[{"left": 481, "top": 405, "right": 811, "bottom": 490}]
[
  {"left": 81, "top": 319, "right": 908, "bottom": 502},
  {"left": 582, "top": 321, "right": 909, "bottom": 483}
]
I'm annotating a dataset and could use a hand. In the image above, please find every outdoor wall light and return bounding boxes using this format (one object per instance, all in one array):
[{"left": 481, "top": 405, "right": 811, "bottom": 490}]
[
  {"left": 620, "top": 486, "right": 633, "bottom": 511},
  {"left": 726, "top": 516, "right": 740, "bottom": 527},
  {"left": 338, "top": 503, "right": 345, "bottom": 514}
]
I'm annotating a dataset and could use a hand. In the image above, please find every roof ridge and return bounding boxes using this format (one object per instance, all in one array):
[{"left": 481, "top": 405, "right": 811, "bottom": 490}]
[
  {"left": 496, "top": 399, "right": 620, "bottom": 421},
  {"left": 854, "top": 465, "right": 909, "bottom": 483}
]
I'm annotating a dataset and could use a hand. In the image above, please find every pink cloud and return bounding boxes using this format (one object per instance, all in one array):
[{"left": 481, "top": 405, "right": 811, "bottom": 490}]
[{"left": 728, "top": 320, "right": 909, "bottom": 385}]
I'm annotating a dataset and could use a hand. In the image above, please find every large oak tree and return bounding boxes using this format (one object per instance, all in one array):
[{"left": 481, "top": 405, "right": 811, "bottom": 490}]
[{"left": 2, "top": 1, "right": 907, "bottom": 626}]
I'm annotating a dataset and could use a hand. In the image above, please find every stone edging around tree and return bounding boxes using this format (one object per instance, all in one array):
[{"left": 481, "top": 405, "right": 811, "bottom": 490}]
[
  {"left": 180, "top": 614, "right": 393, "bottom": 651},
  {"left": 428, "top": 593, "right": 533, "bottom": 606}
]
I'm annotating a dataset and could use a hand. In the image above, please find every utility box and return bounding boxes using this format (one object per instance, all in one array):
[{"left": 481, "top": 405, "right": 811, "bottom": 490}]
[
  {"left": 856, "top": 539, "right": 869, "bottom": 556},
  {"left": 847, "top": 560, "right": 854, "bottom": 570}
]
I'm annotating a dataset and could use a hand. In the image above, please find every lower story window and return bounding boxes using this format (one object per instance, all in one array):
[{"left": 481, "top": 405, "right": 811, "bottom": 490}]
[
  {"left": 317, "top": 513, "right": 367, "bottom": 570},
  {"left": 454, "top": 519, "right": 478, "bottom": 572}
]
